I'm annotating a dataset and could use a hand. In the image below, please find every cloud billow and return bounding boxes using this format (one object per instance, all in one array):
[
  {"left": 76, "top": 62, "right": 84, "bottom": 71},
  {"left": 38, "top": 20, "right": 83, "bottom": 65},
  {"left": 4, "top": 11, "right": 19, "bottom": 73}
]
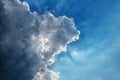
[{"left": 0, "top": 0, "right": 80, "bottom": 80}]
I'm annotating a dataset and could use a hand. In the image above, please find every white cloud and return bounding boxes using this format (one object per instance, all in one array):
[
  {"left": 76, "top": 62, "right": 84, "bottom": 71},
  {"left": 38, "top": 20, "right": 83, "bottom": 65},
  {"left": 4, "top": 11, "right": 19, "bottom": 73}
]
[{"left": 0, "top": 0, "right": 80, "bottom": 80}]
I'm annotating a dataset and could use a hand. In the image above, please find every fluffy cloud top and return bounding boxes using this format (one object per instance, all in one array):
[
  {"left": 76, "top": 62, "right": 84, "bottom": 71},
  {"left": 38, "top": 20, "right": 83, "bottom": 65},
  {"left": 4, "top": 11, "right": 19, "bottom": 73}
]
[{"left": 0, "top": 0, "right": 80, "bottom": 80}]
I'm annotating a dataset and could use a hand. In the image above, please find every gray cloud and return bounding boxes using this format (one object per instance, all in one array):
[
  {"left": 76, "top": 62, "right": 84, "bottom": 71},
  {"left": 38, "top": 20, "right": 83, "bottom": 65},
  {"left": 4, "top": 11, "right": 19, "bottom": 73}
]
[{"left": 0, "top": 0, "right": 80, "bottom": 80}]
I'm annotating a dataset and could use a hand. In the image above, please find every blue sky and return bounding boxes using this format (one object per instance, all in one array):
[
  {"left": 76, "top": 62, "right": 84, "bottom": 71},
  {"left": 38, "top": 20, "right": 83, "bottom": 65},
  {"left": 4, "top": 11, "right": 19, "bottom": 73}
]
[{"left": 21, "top": 0, "right": 120, "bottom": 80}]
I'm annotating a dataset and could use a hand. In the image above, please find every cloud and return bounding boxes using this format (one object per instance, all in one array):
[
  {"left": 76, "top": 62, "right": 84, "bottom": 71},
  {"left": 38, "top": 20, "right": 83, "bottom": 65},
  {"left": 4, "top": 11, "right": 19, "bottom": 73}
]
[{"left": 0, "top": 0, "right": 80, "bottom": 80}]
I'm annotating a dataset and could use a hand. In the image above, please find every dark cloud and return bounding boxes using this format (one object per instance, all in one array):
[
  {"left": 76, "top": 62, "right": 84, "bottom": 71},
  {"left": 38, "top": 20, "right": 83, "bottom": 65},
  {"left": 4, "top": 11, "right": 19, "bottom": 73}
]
[{"left": 0, "top": 0, "right": 80, "bottom": 80}]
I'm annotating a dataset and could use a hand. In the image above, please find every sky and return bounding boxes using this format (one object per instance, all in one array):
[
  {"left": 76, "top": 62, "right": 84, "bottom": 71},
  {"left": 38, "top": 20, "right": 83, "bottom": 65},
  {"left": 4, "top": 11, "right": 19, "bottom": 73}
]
[
  {"left": 20, "top": 0, "right": 120, "bottom": 80},
  {"left": 0, "top": 0, "right": 120, "bottom": 80}
]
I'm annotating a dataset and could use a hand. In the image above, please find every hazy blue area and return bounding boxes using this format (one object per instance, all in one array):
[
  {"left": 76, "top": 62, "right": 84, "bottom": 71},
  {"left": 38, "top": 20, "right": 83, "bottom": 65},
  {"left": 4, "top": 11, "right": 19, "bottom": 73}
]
[{"left": 21, "top": 0, "right": 120, "bottom": 80}]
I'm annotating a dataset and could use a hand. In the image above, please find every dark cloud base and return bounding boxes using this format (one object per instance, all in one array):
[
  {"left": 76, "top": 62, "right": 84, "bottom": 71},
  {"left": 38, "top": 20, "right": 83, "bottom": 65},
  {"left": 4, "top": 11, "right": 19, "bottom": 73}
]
[{"left": 0, "top": 2, "right": 38, "bottom": 80}]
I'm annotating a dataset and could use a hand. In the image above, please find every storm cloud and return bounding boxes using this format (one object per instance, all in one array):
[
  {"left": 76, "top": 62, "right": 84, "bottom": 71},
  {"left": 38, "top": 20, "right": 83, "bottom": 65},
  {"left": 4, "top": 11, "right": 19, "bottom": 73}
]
[{"left": 0, "top": 0, "right": 80, "bottom": 80}]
